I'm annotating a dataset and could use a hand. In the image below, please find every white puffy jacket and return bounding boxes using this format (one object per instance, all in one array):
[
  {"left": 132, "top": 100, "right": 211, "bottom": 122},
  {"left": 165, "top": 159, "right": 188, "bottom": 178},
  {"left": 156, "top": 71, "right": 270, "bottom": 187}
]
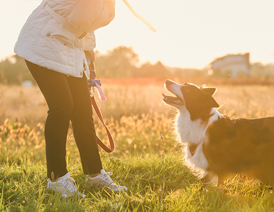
[{"left": 14, "top": 0, "right": 115, "bottom": 78}]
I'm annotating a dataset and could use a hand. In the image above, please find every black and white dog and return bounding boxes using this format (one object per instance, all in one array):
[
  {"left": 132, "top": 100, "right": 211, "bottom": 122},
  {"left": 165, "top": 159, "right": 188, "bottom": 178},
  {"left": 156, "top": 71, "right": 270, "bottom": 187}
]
[{"left": 163, "top": 80, "right": 274, "bottom": 186}]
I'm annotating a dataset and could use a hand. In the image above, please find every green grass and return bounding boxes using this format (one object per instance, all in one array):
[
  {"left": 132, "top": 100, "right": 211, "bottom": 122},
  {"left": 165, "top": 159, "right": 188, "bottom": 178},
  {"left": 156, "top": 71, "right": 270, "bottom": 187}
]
[
  {"left": 1, "top": 118, "right": 274, "bottom": 211},
  {"left": 1, "top": 153, "right": 274, "bottom": 211}
]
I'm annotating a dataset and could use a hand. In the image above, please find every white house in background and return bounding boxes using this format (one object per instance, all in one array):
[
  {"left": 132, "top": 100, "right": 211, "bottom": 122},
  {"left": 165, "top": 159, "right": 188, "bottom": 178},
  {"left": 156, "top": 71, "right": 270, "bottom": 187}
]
[{"left": 209, "top": 53, "right": 250, "bottom": 77}]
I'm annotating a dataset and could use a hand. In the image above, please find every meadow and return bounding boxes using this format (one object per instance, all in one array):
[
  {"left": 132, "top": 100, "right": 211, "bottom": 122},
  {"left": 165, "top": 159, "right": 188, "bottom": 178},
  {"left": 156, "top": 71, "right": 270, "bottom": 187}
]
[{"left": 1, "top": 78, "right": 274, "bottom": 211}]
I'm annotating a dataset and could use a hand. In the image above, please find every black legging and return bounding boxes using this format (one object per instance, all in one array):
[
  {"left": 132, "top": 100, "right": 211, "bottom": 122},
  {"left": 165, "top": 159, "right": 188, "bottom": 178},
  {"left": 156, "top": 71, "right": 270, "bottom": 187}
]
[{"left": 25, "top": 60, "right": 102, "bottom": 179}]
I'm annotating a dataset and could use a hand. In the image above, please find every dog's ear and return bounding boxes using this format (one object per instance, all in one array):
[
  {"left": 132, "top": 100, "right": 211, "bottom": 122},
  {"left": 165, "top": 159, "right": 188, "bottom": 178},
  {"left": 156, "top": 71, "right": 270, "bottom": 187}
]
[
  {"left": 202, "top": 87, "right": 217, "bottom": 96},
  {"left": 202, "top": 87, "right": 219, "bottom": 107},
  {"left": 208, "top": 96, "right": 220, "bottom": 108}
]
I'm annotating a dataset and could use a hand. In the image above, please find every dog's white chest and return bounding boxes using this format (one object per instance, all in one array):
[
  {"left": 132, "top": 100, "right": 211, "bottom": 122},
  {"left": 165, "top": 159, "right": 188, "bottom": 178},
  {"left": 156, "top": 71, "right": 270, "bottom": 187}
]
[{"left": 175, "top": 111, "right": 206, "bottom": 145}]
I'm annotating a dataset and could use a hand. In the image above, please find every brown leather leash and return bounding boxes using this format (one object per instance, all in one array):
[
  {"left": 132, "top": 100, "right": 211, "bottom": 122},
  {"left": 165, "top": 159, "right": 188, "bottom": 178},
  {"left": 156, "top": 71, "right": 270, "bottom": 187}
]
[
  {"left": 86, "top": 50, "right": 115, "bottom": 153},
  {"left": 90, "top": 94, "right": 115, "bottom": 153}
]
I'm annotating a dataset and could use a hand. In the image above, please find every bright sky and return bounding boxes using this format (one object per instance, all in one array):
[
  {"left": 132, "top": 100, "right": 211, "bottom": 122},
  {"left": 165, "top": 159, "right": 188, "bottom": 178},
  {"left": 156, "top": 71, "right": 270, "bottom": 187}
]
[{"left": 1, "top": 0, "right": 274, "bottom": 68}]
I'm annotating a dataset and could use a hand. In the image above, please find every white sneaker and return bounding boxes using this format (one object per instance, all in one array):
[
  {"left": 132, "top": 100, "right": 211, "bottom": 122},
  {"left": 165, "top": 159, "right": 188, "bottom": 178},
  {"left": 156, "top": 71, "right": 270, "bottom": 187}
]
[
  {"left": 85, "top": 169, "right": 127, "bottom": 192},
  {"left": 47, "top": 172, "right": 86, "bottom": 198}
]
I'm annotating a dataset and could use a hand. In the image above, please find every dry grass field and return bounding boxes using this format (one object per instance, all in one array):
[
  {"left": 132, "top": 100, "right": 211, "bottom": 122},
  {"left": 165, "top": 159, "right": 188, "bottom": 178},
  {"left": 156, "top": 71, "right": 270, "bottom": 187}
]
[
  {"left": 2, "top": 79, "right": 274, "bottom": 125},
  {"left": 2, "top": 79, "right": 274, "bottom": 211}
]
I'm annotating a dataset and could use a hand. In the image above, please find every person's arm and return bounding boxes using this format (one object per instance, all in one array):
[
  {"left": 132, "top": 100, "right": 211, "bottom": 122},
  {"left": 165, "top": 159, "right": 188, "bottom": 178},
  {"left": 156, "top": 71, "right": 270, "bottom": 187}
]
[{"left": 84, "top": 32, "right": 96, "bottom": 70}]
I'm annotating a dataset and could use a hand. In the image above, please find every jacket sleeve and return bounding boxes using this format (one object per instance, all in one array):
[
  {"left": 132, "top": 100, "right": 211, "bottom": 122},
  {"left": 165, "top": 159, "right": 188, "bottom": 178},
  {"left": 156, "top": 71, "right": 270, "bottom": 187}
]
[{"left": 83, "top": 32, "right": 96, "bottom": 51}]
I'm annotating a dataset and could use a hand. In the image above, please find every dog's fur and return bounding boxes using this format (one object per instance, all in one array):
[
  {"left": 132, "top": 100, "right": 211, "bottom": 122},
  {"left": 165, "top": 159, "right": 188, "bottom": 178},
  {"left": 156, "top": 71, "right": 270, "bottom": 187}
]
[{"left": 163, "top": 80, "right": 274, "bottom": 186}]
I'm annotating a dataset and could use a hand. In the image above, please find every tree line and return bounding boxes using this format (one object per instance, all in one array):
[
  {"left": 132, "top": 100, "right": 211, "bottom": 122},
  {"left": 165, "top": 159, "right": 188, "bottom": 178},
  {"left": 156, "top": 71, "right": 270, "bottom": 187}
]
[{"left": 0, "top": 46, "right": 273, "bottom": 85}]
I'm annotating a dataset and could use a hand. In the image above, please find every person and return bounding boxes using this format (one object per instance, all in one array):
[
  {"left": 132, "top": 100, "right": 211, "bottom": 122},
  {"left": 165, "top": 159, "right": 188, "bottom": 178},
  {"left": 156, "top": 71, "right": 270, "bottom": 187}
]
[{"left": 14, "top": 0, "right": 127, "bottom": 198}]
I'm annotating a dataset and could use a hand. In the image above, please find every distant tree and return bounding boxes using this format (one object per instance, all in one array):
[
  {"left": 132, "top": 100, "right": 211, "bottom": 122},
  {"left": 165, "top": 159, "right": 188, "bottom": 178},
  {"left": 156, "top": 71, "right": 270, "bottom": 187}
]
[
  {"left": 95, "top": 46, "right": 139, "bottom": 78},
  {"left": 249, "top": 62, "right": 274, "bottom": 78},
  {"left": 264, "top": 63, "right": 274, "bottom": 77},
  {"left": 138, "top": 61, "right": 170, "bottom": 78},
  {"left": 171, "top": 67, "right": 205, "bottom": 78},
  {"left": 211, "top": 69, "right": 221, "bottom": 78},
  {"left": 250, "top": 62, "right": 265, "bottom": 77},
  {"left": 0, "top": 55, "right": 34, "bottom": 85},
  {"left": 95, "top": 46, "right": 174, "bottom": 78},
  {"left": 193, "top": 69, "right": 207, "bottom": 78}
]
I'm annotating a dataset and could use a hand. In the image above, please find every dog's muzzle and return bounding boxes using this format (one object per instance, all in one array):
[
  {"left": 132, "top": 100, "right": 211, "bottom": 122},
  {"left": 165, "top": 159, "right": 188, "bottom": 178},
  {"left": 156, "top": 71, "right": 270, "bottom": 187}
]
[{"left": 162, "top": 93, "right": 184, "bottom": 106}]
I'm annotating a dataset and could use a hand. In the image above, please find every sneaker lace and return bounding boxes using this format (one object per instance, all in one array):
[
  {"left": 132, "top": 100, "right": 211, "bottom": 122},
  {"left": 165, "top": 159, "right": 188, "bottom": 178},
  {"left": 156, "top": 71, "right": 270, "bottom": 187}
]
[
  {"left": 101, "top": 172, "right": 114, "bottom": 186},
  {"left": 62, "top": 177, "right": 77, "bottom": 193}
]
